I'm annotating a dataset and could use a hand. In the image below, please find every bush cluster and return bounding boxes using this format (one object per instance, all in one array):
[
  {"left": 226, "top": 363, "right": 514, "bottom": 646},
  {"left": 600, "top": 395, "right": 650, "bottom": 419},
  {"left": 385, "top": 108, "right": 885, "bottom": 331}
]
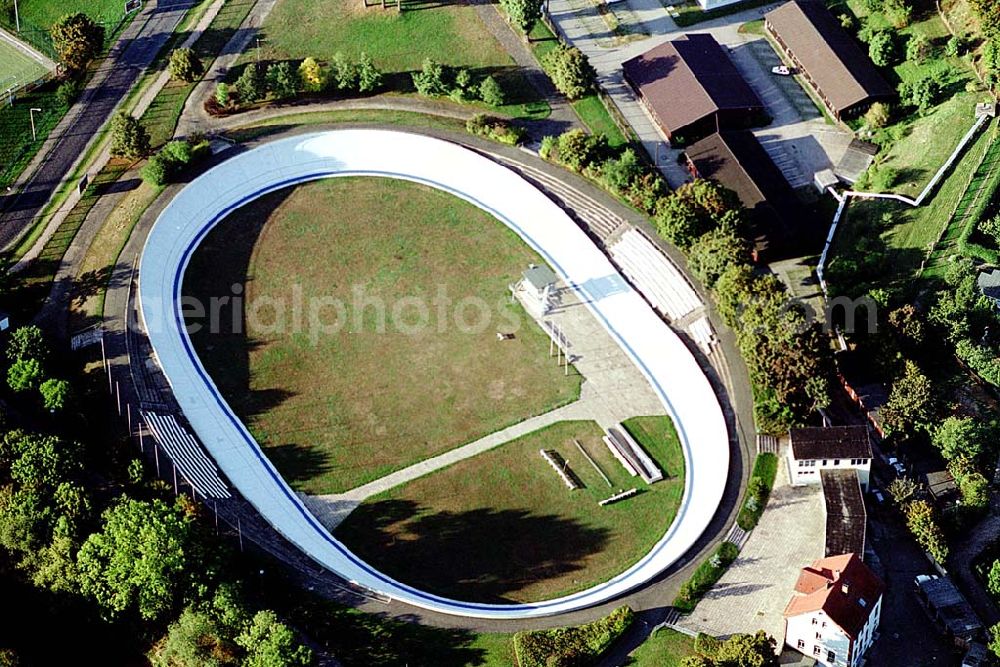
[
  {"left": 513, "top": 606, "right": 634, "bottom": 667},
  {"left": 412, "top": 58, "right": 506, "bottom": 107},
  {"left": 221, "top": 53, "right": 385, "bottom": 109},
  {"left": 673, "top": 542, "right": 739, "bottom": 612},
  {"left": 465, "top": 114, "right": 524, "bottom": 146},
  {"left": 141, "top": 138, "right": 208, "bottom": 187}
]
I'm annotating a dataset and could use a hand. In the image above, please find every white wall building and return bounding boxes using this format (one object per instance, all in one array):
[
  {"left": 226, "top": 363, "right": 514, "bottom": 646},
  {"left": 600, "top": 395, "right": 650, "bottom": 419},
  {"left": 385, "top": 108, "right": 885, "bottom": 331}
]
[
  {"left": 784, "top": 553, "right": 884, "bottom": 667},
  {"left": 697, "top": 0, "right": 746, "bottom": 9},
  {"left": 788, "top": 426, "right": 873, "bottom": 490}
]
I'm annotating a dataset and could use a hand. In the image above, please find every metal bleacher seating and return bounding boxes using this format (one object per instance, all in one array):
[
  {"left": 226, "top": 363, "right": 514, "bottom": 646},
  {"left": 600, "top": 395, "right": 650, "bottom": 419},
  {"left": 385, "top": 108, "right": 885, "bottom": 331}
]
[
  {"left": 143, "top": 412, "right": 231, "bottom": 499},
  {"left": 609, "top": 229, "right": 702, "bottom": 322}
]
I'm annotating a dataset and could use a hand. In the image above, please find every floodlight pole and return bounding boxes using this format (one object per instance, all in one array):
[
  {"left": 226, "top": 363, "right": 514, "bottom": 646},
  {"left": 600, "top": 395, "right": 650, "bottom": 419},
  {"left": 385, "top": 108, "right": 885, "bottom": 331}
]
[
  {"left": 29, "top": 107, "right": 40, "bottom": 141},
  {"left": 13, "top": 0, "right": 19, "bottom": 32}
]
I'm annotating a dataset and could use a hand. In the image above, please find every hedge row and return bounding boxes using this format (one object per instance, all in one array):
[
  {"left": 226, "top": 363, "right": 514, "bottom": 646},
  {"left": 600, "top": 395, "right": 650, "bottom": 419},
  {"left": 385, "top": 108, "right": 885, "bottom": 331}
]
[
  {"left": 513, "top": 606, "right": 634, "bottom": 667},
  {"left": 736, "top": 453, "right": 778, "bottom": 531},
  {"left": 672, "top": 542, "right": 740, "bottom": 613}
]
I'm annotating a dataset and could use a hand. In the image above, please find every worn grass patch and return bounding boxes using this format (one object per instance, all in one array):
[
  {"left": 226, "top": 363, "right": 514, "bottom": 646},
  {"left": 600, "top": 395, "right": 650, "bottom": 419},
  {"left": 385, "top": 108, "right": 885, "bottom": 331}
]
[
  {"left": 335, "top": 416, "right": 684, "bottom": 603},
  {"left": 184, "top": 176, "right": 581, "bottom": 494}
]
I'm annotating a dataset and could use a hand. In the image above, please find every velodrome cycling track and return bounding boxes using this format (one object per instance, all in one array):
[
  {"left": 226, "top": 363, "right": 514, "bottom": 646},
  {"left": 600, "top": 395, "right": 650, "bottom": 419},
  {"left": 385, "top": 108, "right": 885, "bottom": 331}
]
[{"left": 137, "top": 129, "right": 730, "bottom": 619}]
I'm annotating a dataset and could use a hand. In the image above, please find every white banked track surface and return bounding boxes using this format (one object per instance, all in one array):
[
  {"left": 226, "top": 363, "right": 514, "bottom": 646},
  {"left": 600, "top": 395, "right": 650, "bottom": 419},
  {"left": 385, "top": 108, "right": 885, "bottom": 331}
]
[{"left": 137, "top": 129, "right": 730, "bottom": 619}]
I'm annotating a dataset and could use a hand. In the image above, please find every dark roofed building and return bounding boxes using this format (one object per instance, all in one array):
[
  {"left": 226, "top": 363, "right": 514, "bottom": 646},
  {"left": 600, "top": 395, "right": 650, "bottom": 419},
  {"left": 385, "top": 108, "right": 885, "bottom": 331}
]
[
  {"left": 622, "top": 33, "right": 766, "bottom": 144},
  {"left": 789, "top": 426, "right": 873, "bottom": 489},
  {"left": 684, "top": 131, "right": 820, "bottom": 261},
  {"left": 821, "top": 469, "right": 867, "bottom": 558},
  {"left": 765, "top": 0, "right": 894, "bottom": 119},
  {"left": 926, "top": 470, "right": 960, "bottom": 508}
]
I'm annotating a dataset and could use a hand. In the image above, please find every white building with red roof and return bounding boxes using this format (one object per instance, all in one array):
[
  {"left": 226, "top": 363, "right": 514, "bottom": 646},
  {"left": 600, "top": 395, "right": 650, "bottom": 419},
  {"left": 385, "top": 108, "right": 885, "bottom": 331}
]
[{"left": 784, "top": 553, "right": 884, "bottom": 666}]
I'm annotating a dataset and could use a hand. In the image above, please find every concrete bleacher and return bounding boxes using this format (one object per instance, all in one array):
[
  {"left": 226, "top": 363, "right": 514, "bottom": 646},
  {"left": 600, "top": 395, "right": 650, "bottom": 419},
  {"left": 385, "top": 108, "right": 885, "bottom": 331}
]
[
  {"left": 688, "top": 315, "right": 717, "bottom": 354},
  {"left": 609, "top": 229, "right": 702, "bottom": 322},
  {"left": 143, "top": 412, "right": 231, "bottom": 499},
  {"left": 604, "top": 424, "right": 664, "bottom": 484}
]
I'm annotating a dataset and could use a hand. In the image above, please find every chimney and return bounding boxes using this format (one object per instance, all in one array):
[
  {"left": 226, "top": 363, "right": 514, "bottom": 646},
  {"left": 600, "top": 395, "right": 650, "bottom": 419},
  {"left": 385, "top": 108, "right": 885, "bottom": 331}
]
[{"left": 842, "top": 581, "right": 850, "bottom": 595}]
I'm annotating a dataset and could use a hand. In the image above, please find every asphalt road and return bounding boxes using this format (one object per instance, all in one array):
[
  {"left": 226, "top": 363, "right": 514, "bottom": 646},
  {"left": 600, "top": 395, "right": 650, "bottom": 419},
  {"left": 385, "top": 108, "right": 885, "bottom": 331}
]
[{"left": 0, "top": 0, "right": 193, "bottom": 250}]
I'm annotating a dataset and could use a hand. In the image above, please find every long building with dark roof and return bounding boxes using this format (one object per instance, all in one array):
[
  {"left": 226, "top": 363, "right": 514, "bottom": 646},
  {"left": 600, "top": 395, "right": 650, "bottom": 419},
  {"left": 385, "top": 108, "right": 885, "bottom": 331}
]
[
  {"left": 765, "top": 0, "right": 894, "bottom": 120},
  {"left": 684, "top": 131, "right": 821, "bottom": 261},
  {"left": 622, "top": 33, "right": 767, "bottom": 145},
  {"left": 821, "top": 469, "right": 867, "bottom": 559},
  {"left": 788, "top": 426, "right": 873, "bottom": 490}
]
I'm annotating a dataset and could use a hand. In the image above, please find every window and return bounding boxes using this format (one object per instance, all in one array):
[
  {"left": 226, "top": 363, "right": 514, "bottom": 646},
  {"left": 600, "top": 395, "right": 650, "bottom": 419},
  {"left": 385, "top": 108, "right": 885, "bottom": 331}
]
[
  {"left": 815, "top": 632, "right": 822, "bottom": 640},
  {"left": 833, "top": 459, "right": 840, "bottom": 466},
  {"left": 822, "top": 622, "right": 827, "bottom": 628},
  {"left": 822, "top": 459, "right": 828, "bottom": 466},
  {"left": 813, "top": 645, "right": 822, "bottom": 656},
  {"left": 859, "top": 597, "right": 867, "bottom": 608},
  {"left": 827, "top": 650, "right": 836, "bottom": 662},
  {"left": 797, "top": 639, "right": 805, "bottom": 649},
  {"left": 811, "top": 618, "right": 818, "bottom": 625}
]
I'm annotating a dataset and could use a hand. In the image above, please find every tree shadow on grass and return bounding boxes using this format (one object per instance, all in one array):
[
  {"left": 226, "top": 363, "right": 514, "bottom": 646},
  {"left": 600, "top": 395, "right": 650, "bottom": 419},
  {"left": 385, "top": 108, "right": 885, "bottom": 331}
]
[
  {"left": 181, "top": 186, "right": 297, "bottom": 423},
  {"left": 336, "top": 498, "right": 611, "bottom": 603}
]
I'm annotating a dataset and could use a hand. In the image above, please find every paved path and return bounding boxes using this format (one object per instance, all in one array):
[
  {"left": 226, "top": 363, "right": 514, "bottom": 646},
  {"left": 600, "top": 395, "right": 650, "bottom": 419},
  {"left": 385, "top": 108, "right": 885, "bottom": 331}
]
[
  {"left": 471, "top": 4, "right": 582, "bottom": 138},
  {"left": 177, "top": 0, "right": 279, "bottom": 137},
  {"left": 22, "top": 0, "right": 228, "bottom": 305},
  {"left": 0, "top": 0, "right": 194, "bottom": 251},
  {"left": 678, "top": 455, "right": 825, "bottom": 642}
]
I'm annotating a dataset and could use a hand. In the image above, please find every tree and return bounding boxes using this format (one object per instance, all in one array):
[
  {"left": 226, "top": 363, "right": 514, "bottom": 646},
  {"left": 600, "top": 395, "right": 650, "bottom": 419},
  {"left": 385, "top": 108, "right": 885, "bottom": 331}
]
[
  {"left": 905, "top": 499, "right": 948, "bottom": 564},
  {"left": 110, "top": 112, "right": 150, "bottom": 159},
  {"left": 683, "top": 631, "right": 779, "bottom": 666},
  {"left": 933, "top": 416, "right": 986, "bottom": 462},
  {"left": 356, "top": 52, "right": 382, "bottom": 93},
  {"left": 500, "top": 0, "right": 543, "bottom": 33},
  {"left": 7, "top": 325, "right": 48, "bottom": 362},
  {"left": 906, "top": 33, "right": 930, "bottom": 62},
  {"left": 987, "top": 560, "right": 1000, "bottom": 597},
  {"left": 10, "top": 434, "right": 81, "bottom": 490},
  {"left": 265, "top": 61, "right": 300, "bottom": 98},
  {"left": 865, "top": 102, "right": 891, "bottom": 129},
  {"left": 50, "top": 13, "right": 104, "bottom": 72},
  {"left": 881, "top": 360, "right": 934, "bottom": 437},
  {"left": 602, "top": 148, "right": 642, "bottom": 193},
  {"left": 542, "top": 45, "right": 595, "bottom": 100},
  {"left": 887, "top": 477, "right": 918, "bottom": 506},
  {"left": 868, "top": 31, "right": 898, "bottom": 67},
  {"left": 330, "top": 52, "right": 358, "bottom": 92},
  {"left": 412, "top": 58, "right": 447, "bottom": 96},
  {"left": 168, "top": 48, "right": 203, "bottom": 83},
  {"left": 77, "top": 498, "right": 193, "bottom": 619},
  {"left": 990, "top": 622, "right": 1000, "bottom": 661},
  {"left": 7, "top": 358, "right": 42, "bottom": 393},
  {"left": 39, "top": 378, "right": 72, "bottom": 412},
  {"left": 958, "top": 469, "right": 990, "bottom": 509},
  {"left": 298, "top": 57, "right": 325, "bottom": 93},
  {"left": 479, "top": 75, "right": 505, "bottom": 106},
  {"left": 688, "top": 227, "right": 750, "bottom": 288},
  {"left": 236, "top": 610, "right": 313, "bottom": 667},
  {"left": 234, "top": 63, "right": 264, "bottom": 104},
  {"left": 152, "top": 607, "right": 238, "bottom": 667},
  {"left": 215, "top": 82, "right": 231, "bottom": 108},
  {"left": 655, "top": 195, "right": 703, "bottom": 249},
  {"left": 55, "top": 78, "right": 82, "bottom": 108}
]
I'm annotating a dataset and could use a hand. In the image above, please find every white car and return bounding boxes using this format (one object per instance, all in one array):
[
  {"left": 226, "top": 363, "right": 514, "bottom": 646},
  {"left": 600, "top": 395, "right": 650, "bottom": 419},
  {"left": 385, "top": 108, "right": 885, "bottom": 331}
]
[{"left": 771, "top": 65, "right": 792, "bottom": 76}]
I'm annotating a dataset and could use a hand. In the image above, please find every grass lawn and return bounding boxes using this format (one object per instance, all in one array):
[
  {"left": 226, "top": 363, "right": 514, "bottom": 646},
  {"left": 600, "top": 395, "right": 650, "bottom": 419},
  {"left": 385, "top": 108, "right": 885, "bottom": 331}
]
[
  {"left": 141, "top": 0, "right": 255, "bottom": 148},
  {"left": 260, "top": 0, "right": 512, "bottom": 72},
  {"left": 831, "top": 0, "right": 987, "bottom": 197},
  {"left": 0, "top": 83, "right": 63, "bottom": 188},
  {"left": 826, "top": 120, "right": 994, "bottom": 293},
  {"left": 528, "top": 20, "right": 628, "bottom": 146},
  {"left": 0, "top": 38, "right": 48, "bottom": 83},
  {"left": 184, "top": 176, "right": 581, "bottom": 494},
  {"left": 6, "top": 0, "right": 126, "bottom": 28},
  {"left": 335, "top": 416, "right": 685, "bottom": 603},
  {"left": 626, "top": 627, "right": 696, "bottom": 666}
]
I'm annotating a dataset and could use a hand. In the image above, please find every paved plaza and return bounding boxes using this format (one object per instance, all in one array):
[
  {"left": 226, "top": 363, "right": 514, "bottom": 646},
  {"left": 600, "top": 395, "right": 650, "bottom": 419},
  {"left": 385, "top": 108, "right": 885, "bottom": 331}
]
[{"left": 680, "top": 455, "right": 825, "bottom": 641}]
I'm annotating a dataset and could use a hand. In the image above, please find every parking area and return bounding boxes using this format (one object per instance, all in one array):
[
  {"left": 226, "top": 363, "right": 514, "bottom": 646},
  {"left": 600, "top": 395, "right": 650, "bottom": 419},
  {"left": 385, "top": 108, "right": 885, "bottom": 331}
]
[{"left": 679, "top": 455, "right": 825, "bottom": 642}]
